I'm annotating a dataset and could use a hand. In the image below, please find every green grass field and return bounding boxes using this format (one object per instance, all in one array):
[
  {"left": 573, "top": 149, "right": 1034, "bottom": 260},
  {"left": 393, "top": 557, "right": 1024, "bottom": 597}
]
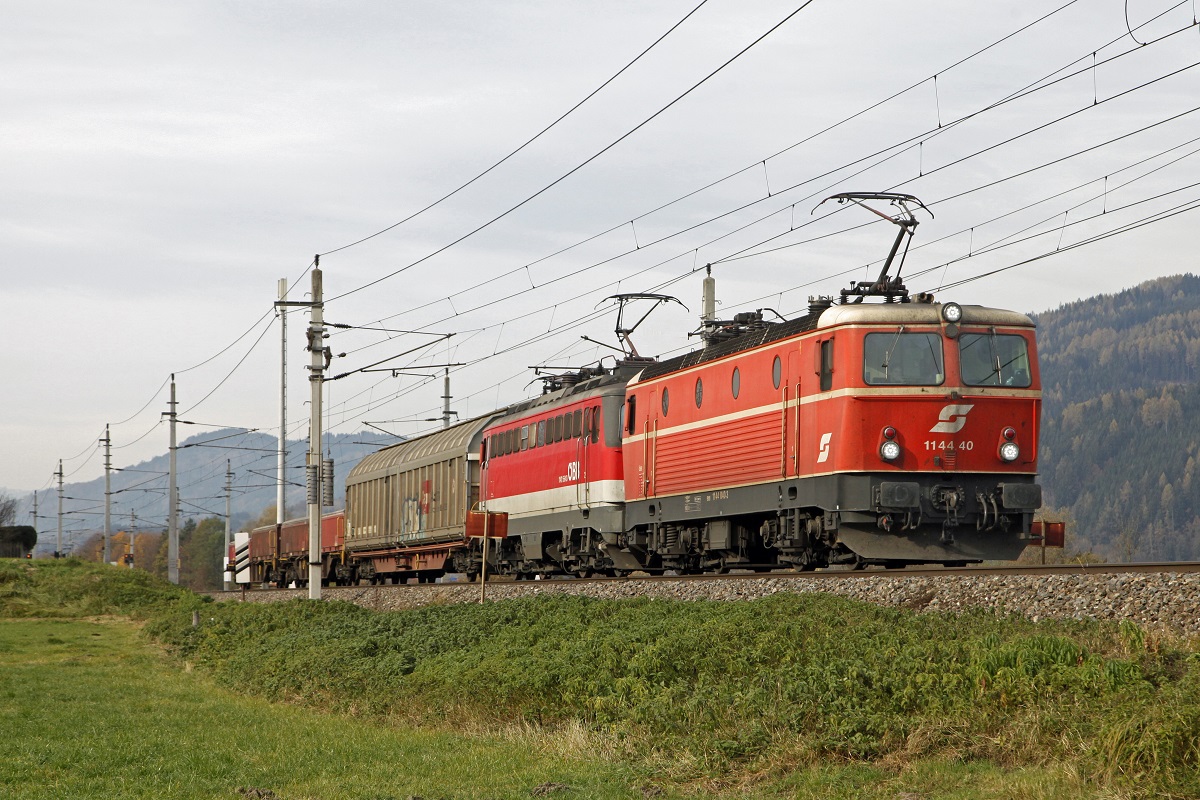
[
  {"left": 3, "top": 559, "right": 1199, "bottom": 799},
  {"left": 0, "top": 618, "right": 648, "bottom": 800}
]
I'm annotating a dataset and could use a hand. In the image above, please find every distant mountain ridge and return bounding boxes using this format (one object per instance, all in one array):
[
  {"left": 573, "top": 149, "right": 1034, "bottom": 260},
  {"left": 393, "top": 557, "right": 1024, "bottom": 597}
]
[
  {"left": 14, "top": 430, "right": 396, "bottom": 553},
  {"left": 1033, "top": 273, "right": 1200, "bottom": 559}
]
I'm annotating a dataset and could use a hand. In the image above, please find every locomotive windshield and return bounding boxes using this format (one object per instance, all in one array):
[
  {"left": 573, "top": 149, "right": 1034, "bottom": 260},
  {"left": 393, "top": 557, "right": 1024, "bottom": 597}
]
[
  {"left": 959, "top": 332, "right": 1031, "bottom": 387},
  {"left": 862, "top": 331, "right": 944, "bottom": 386}
]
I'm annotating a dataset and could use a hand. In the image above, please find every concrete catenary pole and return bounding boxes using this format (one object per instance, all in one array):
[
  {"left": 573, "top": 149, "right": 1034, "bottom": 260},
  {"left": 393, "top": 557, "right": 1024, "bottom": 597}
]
[
  {"left": 128, "top": 510, "right": 136, "bottom": 569},
  {"left": 442, "top": 368, "right": 452, "bottom": 428},
  {"left": 224, "top": 460, "right": 233, "bottom": 590},
  {"left": 102, "top": 425, "right": 112, "bottom": 564},
  {"left": 306, "top": 258, "right": 325, "bottom": 600},
  {"left": 32, "top": 491, "right": 38, "bottom": 547},
  {"left": 278, "top": 277, "right": 288, "bottom": 525},
  {"left": 166, "top": 375, "right": 179, "bottom": 584},
  {"left": 56, "top": 460, "right": 63, "bottom": 557}
]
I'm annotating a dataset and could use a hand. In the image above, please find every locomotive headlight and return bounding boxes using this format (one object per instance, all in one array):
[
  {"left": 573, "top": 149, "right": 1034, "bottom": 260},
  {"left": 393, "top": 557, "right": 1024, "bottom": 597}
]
[
  {"left": 999, "top": 441, "right": 1020, "bottom": 462},
  {"left": 880, "top": 439, "right": 902, "bottom": 462},
  {"left": 942, "top": 302, "right": 963, "bottom": 323}
]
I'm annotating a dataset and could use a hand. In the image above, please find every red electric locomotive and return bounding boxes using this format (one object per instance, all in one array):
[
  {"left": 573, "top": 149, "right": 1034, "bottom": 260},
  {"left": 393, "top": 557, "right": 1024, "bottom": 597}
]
[
  {"left": 479, "top": 368, "right": 633, "bottom": 577},
  {"left": 617, "top": 193, "right": 1041, "bottom": 570},
  {"left": 620, "top": 299, "right": 1040, "bottom": 570}
]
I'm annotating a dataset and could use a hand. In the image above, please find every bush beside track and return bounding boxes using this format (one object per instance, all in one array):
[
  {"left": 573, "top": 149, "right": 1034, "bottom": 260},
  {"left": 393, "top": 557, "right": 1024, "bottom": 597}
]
[
  {"left": 166, "top": 590, "right": 1200, "bottom": 793},
  {"left": 0, "top": 557, "right": 206, "bottom": 618}
]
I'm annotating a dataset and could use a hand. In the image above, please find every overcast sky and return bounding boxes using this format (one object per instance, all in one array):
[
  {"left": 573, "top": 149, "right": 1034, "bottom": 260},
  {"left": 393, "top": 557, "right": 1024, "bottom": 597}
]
[{"left": 5, "top": 0, "right": 1200, "bottom": 504}]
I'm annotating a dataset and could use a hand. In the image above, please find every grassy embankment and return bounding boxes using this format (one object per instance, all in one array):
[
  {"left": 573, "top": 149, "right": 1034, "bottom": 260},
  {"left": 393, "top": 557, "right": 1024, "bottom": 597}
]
[{"left": 3, "top": 559, "right": 1200, "bottom": 799}]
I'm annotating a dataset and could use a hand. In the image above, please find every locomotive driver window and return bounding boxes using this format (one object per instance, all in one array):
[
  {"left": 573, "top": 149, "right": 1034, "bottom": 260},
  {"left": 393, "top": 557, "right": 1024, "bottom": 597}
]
[
  {"left": 960, "top": 332, "right": 1031, "bottom": 387},
  {"left": 862, "top": 331, "right": 944, "bottom": 386}
]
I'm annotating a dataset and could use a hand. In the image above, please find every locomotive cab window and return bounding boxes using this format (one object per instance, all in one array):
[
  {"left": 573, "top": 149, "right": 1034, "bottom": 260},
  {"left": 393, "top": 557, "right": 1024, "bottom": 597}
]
[
  {"left": 820, "top": 340, "right": 834, "bottom": 391},
  {"left": 862, "top": 331, "right": 944, "bottom": 386},
  {"left": 960, "top": 332, "right": 1031, "bottom": 387}
]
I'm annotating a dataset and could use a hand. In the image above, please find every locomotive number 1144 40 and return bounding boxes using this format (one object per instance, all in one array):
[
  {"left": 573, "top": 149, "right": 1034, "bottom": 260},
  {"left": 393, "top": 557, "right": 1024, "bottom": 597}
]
[{"left": 924, "top": 440, "right": 974, "bottom": 451}]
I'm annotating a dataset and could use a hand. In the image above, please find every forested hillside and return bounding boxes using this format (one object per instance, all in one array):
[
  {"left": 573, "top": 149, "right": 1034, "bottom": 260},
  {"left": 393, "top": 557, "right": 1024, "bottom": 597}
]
[{"left": 1034, "top": 274, "right": 1200, "bottom": 560}]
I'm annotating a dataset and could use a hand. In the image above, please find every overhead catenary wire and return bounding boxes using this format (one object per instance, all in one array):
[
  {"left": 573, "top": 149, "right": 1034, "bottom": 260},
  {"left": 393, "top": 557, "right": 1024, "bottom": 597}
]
[
  {"left": 340, "top": 13, "right": 1199, "bottom": 366},
  {"left": 929, "top": 196, "right": 1200, "bottom": 294},
  {"left": 319, "top": 0, "right": 713, "bottom": 257},
  {"left": 331, "top": 1, "right": 1095, "bottom": 348},
  {"left": 338, "top": 81, "right": 1196, "bottom": 394},
  {"left": 330, "top": 0, "right": 1089, "bottom": 330},
  {"left": 325, "top": 0, "right": 821, "bottom": 303},
  {"left": 717, "top": 102, "right": 1200, "bottom": 266}
]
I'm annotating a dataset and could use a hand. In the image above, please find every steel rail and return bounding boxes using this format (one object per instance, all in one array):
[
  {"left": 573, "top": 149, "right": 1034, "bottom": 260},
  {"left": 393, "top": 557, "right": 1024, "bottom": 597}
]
[{"left": 211, "top": 560, "right": 1200, "bottom": 597}]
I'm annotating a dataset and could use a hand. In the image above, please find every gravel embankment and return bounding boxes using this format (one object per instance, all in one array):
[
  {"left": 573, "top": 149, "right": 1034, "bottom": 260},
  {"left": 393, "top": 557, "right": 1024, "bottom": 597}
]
[{"left": 216, "top": 571, "right": 1200, "bottom": 637}]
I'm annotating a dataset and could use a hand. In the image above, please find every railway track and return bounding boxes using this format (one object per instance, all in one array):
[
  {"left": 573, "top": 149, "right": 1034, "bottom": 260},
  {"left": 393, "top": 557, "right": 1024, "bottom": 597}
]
[
  {"left": 211, "top": 559, "right": 1200, "bottom": 598},
  {"left": 207, "top": 561, "right": 1200, "bottom": 636}
]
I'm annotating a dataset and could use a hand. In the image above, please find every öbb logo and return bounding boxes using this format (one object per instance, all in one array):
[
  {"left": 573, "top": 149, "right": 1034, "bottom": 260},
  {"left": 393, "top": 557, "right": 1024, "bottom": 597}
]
[
  {"left": 816, "top": 432, "right": 833, "bottom": 463},
  {"left": 930, "top": 404, "right": 975, "bottom": 434}
]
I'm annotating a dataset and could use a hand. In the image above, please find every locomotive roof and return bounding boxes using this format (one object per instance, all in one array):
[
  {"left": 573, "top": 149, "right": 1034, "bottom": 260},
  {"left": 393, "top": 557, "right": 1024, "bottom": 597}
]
[
  {"left": 633, "top": 301, "right": 1034, "bottom": 384},
  {"left": 634, "top": 311, "right": 822, "bottom": 383},
  {"left": 489, "top": 371, "right": 630, "bottom": 426},
  {"left": 817, "top": 302, "right": 1035, "bottom": 329},
  {"left": 347, "top": 412, "right": 500, "bottom": 483}
]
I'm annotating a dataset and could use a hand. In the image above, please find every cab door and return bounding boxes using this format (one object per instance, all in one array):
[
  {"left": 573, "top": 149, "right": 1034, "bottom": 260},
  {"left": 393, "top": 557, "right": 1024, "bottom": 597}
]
[
  {"left": 646, "top": 389, "right": 658, "bottom": 498},
  {"left": 800, "top": 336, "right": 836, "bottom": 473},
  {"left": 576, "top": 409, "right": 591, "bottom": 509},
  {"left": 787, "top": 348, "right": 803, "bottom": 476}
]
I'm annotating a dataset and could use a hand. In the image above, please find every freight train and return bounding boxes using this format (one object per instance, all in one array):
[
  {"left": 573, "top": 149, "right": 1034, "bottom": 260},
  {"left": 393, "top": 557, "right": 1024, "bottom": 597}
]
[{"left": 242, "top": 193, "right": 1045, "bottom": 586}]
